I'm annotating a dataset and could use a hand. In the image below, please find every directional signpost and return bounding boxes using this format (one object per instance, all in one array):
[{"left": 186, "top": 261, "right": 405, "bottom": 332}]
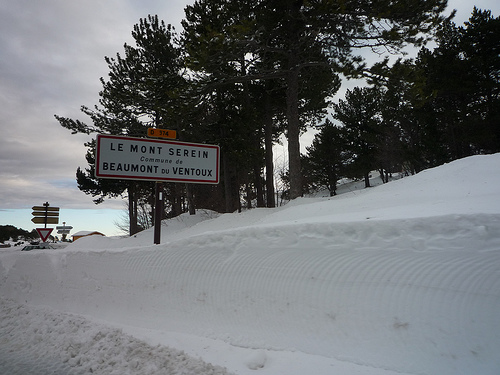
[
  {"left": 32, "top": 202, "right": 59, "bottom": 242},
  {"left": 32, "top": 204, "right": 59, "bottom": 227},
  {"left": 56, "top": 223, "right": 73, "bottom": 241},
  {"left": 56, "top": 225, "right": 73, "bottom": 234}
]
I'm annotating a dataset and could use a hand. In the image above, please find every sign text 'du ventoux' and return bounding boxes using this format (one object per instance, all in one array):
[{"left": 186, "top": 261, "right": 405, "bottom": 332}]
[{"left": 95, "top": 135, "right": 220, "bottom": 184}]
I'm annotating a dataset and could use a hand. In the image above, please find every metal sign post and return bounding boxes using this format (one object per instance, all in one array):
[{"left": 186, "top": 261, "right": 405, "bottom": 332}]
[{"left": 154, "top": 182, "right": 163, "bottom": 245}]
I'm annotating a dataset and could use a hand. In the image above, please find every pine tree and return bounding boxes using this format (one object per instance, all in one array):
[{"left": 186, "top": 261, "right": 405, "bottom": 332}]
[
  {"left": 333, "top": 87, "right": 382, "bottom": 187},
  {"left": 412, "top": 8, "right": 500, "bottom": 161},
  {"left": 305, "top": 120, "right": 347, "bottom": 196},
  {"left": 55, "top": 16, "right": 188, "bottom": 235}
]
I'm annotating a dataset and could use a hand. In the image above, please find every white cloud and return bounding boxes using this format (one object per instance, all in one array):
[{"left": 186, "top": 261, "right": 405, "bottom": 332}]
[{"left": 0, "top": 1, "right": 193, "bottom": 213}]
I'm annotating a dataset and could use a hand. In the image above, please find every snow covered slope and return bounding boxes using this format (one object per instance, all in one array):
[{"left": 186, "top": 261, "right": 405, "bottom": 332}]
[{"left": 1, "top": 154, "right": 500, "bottom": 375}]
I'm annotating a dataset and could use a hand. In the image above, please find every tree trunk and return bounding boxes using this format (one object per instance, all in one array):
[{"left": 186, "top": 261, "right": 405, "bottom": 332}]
[
  {"left": 264, "top": 90, "right": 276, "bottom": 208},
  {"left": 364, "top": 172, "right": 371, "bottom": 188},
  {"left": 128, "top": 182, "right": 139, "bottom": 236},
  {"left": 328, "top": 169, "right": 337, "bottom": 196},
  {"left": 286, "top": 66, "right": 302, "bottom": 200},
  {"left": 254, "top": 165, "right": 265, "bottom": 208},
  {"left": 222, "top": 152, "right": 233, "bottom": 213},
  {"left": 245, "top": 183, "right": 252, "bottom": 209},
  {"left": 186, "top": 183, "right": 196, "bottom": 215},
  {"left": 173, "top": 183, "right": 183, "bottom": 217}
]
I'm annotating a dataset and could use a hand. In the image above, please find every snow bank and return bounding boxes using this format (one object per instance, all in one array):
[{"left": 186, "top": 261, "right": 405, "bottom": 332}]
[
  {"left": 1, "top": 154, "right": 500, "bottom": 375},
  {"left": 0, "top": 299, "right": 230, "bottom": 375}
]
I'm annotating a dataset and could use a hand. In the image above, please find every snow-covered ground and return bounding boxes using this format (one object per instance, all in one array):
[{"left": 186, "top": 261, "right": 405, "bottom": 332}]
[{"left": 1, "top": 154, "right": 500, "bottom": 375}]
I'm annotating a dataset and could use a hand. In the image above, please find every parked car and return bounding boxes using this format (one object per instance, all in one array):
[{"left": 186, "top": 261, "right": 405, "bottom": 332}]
[{"left": 21, "top": 244, "right": 55, "bottom": 251}]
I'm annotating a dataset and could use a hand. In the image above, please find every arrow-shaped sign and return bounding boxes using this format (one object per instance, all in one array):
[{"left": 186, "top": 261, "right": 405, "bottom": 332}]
[
  {"left": 36, "top": 228, "right": 53, "bottom": 242},
  {"left": 32, "top": 217, "right": 59, "bottom": 224},
  {"left": 56, "top": 225, "right": 73, "bottom": 230},
  {"left": 32, "top": 206, "right": 59, "bottom": 212},
  {"left": 31, "top": 202, "right": 60, "bottom": 227},
  {"left": 32, "top": 211, "right": 59, "bottom": 217}
]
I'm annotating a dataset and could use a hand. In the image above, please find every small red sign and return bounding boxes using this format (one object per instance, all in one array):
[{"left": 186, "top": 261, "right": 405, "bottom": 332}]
[{"left": 36, "top": 228, "right": 53, "bottom": 242}]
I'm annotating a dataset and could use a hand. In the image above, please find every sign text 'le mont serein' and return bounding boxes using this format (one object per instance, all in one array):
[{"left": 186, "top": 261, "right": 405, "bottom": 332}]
[{"left": 95, "top": 135, "right": 220, "bottom": 184}]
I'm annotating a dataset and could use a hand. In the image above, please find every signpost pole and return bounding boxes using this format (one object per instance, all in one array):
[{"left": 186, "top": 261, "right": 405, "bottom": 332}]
[
  {"left": 43, "top": 201, "right": 49, "bottom": 228},
  {"left": 154, "top": 182, "right": 163, "bottom": 245}
]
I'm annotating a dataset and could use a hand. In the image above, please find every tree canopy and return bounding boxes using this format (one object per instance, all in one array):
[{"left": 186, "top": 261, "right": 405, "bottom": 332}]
[
  {"left": 0, "top": 225, "right": 37, "bottom": 243},
  {"left": 181, "top": 0, "right": 450, "bottom": 199},
  {"left": 303, "top": 7, "right": 499, "bottom": 193},
  {"left": 55, "top": 3, "right": 500, "bottom": 235}
]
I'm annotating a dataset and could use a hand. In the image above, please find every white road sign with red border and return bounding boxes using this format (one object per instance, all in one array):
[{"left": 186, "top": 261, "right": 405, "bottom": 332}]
[
  {"left": 36, "top": 228, "right": 53, "bottom": 242},
  {"left": 95, "top": 135, "right": 220, "bottom": 184}
]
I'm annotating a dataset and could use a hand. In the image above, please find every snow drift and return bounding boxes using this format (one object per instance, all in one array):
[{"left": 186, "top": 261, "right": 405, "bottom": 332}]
[{"left": 1, "top": 154, "right": 500, "bottom": 375}]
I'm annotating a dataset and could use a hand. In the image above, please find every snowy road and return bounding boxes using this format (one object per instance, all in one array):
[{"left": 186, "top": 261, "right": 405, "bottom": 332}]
[{"left": 0, "top": 299, "right": 232, "bottom": 375}]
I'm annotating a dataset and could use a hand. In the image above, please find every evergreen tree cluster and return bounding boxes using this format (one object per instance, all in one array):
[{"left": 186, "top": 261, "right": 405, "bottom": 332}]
[
  {"left": 54, "top": 2, "right": 498, "bottom": 235},
  {"left": 0, "top": 225, "right": 37, "bottom": 243},
  {"left": 305, "top": 8, "right": 500, "bottom": 196}
]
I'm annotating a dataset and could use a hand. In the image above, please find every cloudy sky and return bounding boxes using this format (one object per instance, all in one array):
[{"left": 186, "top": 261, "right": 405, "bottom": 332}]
[{"left": 1, "top": 0, "right": 498, "bottom": 238}]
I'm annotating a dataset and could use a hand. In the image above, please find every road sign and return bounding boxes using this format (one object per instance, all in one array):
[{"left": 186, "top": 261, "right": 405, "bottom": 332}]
[
  {"left": 56, "top": 225, "right": 72, "bottom": 235},
  {"left": 31, "top": 202, "right": 59, "bottom": 227},
  {"left": 147, "top": 128, "right": 177, "bottom": 139},
  {"left": 95, "top": 134, "right": 220, "bottom": 184},
  {"left": 36, "top": 228, "right": 53, "bottom": 242},
  {"left": 56, "top": 225, "right": 73, "bottom": 230},
  {"left": 32, "top": 211, "right": 59, "bottom": 217},
  {"left": 32, "top": 217, "right": 59, "bottom": 224},
  {"left": 32, "top": 206, "right": 59, "bottom": 212}
]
